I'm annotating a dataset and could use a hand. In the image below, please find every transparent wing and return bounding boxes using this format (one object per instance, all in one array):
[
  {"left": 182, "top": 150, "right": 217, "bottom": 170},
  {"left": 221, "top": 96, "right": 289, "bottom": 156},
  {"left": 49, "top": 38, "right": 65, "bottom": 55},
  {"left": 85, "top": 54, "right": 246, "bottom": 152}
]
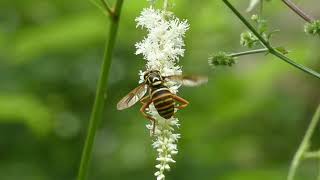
[
  {"left": 117, "top": 84, "right": 148, "bottom": 110},
  {"left": 164, "top": 75, "right": 208, "bottom": 87}
]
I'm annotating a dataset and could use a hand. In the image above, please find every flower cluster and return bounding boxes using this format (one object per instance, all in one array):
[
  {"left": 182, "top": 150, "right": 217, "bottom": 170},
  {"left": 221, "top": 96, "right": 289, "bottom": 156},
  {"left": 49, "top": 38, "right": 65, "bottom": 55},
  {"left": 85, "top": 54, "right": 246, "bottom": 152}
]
[
  {"left": 208, "top": 51, "right": 236, "bottom": 68},
  {"left": 135, "top": 6, "right": 189, "bottom": 180},
  {"left": 304, "top": 20, "right": 320, "bottom": 36},
  {"left": 135, "top": 7, "right": 189, "bottom": 77},
  {"left": 240, "top": 31, "right": 259, "bottom": 48},
  {"left": 146, "top": 108, "right": 180, "bottom": 180},
  {"left": 240, "top": 14, "right": 276, "bottom": 48}
]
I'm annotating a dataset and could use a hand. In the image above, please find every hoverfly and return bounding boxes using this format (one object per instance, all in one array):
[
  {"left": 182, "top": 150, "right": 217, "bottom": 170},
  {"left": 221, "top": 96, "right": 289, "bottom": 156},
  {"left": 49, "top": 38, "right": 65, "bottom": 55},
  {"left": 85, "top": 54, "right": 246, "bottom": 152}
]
[{"left": 117, "top": 70, "right": 207, "bottom": 133}]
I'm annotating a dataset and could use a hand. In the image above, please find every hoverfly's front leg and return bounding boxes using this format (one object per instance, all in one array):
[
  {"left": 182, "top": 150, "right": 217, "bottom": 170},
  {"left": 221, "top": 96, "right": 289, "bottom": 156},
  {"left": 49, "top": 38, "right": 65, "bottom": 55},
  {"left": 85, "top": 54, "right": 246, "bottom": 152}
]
[
  {"left": 172, "top": 95, "right": 189, "bottom": 110},
  {"left": 140, "top": 95, "right": 150, "bottom": 105},
  {"left": 140, "top": 100, "right": 156, "bottom": 135}
]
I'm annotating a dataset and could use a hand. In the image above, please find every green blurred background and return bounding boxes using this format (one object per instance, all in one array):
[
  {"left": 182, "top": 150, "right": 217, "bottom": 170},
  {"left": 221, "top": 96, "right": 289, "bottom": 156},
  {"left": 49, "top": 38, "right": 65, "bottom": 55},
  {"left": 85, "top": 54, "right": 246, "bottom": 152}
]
[{"left": 0, "top": 0, "right": 319, "bottom": 179}]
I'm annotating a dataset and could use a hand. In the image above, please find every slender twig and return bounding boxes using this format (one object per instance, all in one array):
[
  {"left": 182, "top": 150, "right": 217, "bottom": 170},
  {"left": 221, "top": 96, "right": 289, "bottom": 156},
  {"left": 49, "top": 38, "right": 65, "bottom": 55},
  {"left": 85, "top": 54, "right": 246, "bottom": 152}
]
[
  {"left": 229, "top": 48, "right": 268, "bottom": 57},
  {"left": 222, "top": 0, "right": 320, "bottom": 79},
  {"left": 303, "top": 151, "right": 320, "bottom": 159},
  {"left": 318, "top": 160, "right": 320, "bottom": 180},
  {"left": 100, "top": 0, "right": 114, "bottom": 17},
  {"left": 163, "top": 0, "right": 168, "bottom": 10},
  {"left": 287, "top": 104, "right": 320, "bottom": 180},
  {"left": 77, "top": 0, "right": 124, "bottom": 180},
  {"left": 259, "top": 0, "right": 264, "bottom": 17},
  {"left": 90, "top": 0, "right": 110, "bottom": 16},
  {"left": 281, "top": 0, "right": 314, "bottom": 23}
]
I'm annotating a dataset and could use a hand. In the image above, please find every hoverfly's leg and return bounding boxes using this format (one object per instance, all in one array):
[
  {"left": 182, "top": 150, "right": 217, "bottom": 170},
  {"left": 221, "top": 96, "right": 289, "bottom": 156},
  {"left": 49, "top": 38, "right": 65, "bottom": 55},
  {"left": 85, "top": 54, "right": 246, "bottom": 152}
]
[
  {"left": 172, "top": 95, "right": 189, "bottom": 110},
  {"left": 140, "top": 95, "right": 150, "bottom": 105},
  {"left": 140, "top": 100, "right": 156, "bottom": 135}
]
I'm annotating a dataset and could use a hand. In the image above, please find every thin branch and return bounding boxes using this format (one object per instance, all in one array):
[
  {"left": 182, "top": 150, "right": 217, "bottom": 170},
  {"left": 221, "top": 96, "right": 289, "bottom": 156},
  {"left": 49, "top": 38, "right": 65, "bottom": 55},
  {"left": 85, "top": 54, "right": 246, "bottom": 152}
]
[
  {"left": 163, "top": 0, "right": 168, "bottom": 10},
  {"left": 281, "top": 0, "right": 314, "bottom": 23},
  {"left": 259, "top": 0, "right": 264, "bottom": 17},
  {"left": 229, "top": 48, "right": 268, "bottom": 57},
  {"left": 318, "top": 160, "right": 320, "bottom": 180},
  {"left": 90, "top": 0, "right": 111, "bottom": 16},
  {"left": 303, "top": 151, "right": 320, "bottom": 159},
  {"left": 287, "top": 104, "right": 320, "bottom": 180},
  {"left": 77, "top": 0, "right": 124, "bottom": 180},
  {"left": 100, "top": 0, "right": 114, "bottom": 17},
  {"left": 222, "top": 0, "right": 320, "bottom": 80}
]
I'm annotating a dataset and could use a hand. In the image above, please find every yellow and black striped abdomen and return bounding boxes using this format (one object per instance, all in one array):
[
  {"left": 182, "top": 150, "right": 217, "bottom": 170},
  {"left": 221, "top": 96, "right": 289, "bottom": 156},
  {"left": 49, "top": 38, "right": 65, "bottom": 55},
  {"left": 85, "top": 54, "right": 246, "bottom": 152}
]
[{"left": 151, "top": 88, "right": 174, "bottom": 119}]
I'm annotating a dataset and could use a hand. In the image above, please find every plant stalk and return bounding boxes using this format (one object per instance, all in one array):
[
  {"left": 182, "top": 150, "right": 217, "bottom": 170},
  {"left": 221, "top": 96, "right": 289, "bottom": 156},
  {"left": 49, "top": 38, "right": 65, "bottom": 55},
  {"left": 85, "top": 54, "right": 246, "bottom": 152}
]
[
  {"left": 318, "top": 160, "right": 320, "bottom": 180},
  {"left": 281, "top": 0, "right": 314, "bottom": 23},
  {"left": 222, "top": 0, "right": 320, "bottom": 79},
  {"left": 229, "top": 48, "right": 268, "bottom": 57},
  {"left": 259, "top": 0, "right": 264, "bottom": 17},
  {"left": 303, "top": 151, "right": 320, "bottom": 159},
  {"left": 163, "top": 0, "right": 168, "bottom": 10},
  {"left": 100, "top": 0, "right": 114, "bottom": 17},
  {"left": 287, "top": 104, "right": 320, "bottom": 180},
  {"left": 77, "top": 0, "right": 123, "bottom": 180}
]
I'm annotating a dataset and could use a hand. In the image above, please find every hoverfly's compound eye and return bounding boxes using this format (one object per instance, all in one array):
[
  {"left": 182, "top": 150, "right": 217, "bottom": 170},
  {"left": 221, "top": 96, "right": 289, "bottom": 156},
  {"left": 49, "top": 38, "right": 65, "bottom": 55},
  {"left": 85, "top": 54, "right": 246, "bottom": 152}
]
[
  {"left": 143, "top": 71, "right": 150, "bottom": 81},
  {"left": 143, "top": 73, "right": 147, "bottom": 80}
]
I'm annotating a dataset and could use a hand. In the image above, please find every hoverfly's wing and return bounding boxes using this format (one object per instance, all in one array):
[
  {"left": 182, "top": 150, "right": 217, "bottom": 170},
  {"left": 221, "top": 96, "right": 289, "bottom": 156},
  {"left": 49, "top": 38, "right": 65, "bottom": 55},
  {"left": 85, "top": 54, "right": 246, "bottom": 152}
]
[
  {"left": 164, "top": 75, "right": 208, "bottom": 87},
  {"left": 117, "top": 84, "right": 148, "bottom": 110}
]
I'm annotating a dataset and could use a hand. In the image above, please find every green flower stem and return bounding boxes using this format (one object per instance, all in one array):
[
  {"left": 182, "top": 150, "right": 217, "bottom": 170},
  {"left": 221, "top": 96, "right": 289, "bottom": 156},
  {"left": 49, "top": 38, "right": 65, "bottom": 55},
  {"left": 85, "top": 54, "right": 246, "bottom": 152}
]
[
  {"left": 163, "top": 0, "right": 168, "bottom": 10},
  {"left": 229, "top": 48, "right": 268, "bottom": 57},
  {"left": 287, "top": 104, "right": 320, "bottom": 180},
  {"left": 77, "top": 0, "right": 123, "bottom": 180},
  {"left": 281, "top": 0, "right": 314, "bottom": 23},
  {"left": 222, "top": 0, "right": 320, "bottom": 80}
]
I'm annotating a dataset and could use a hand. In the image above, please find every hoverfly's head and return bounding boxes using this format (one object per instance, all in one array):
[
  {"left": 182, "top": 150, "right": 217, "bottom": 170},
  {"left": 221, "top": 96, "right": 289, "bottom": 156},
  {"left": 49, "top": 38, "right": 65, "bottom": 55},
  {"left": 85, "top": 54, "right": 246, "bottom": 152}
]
[{"left": 144, "top": 70, "right": 163, "bottom": 86}]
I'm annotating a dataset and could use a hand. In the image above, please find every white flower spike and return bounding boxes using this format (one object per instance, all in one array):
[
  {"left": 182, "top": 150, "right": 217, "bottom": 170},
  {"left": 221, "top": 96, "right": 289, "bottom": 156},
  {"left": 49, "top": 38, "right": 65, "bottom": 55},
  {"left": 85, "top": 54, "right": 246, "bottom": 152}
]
[{"left": 135, "top": 5, "right": 189, "bottom": 180}]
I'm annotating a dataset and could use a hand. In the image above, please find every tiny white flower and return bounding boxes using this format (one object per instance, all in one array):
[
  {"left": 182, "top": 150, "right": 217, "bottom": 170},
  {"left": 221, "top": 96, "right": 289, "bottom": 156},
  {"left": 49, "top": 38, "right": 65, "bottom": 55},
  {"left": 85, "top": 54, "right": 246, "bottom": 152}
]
[
  {"left": 157, "top": 174, "right": 165, "bottom": 180},
  {"left": 154, "top": 171, "right": 161, "bottom": 176}
]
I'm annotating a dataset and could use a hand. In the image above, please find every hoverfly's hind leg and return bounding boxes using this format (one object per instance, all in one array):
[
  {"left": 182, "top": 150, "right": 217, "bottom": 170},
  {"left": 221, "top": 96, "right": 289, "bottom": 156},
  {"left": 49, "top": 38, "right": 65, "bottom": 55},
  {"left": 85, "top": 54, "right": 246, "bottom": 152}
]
[
  {"left": 172, "top": 95, "right": 189, "bottom": 110},
  {"left": 140, "top": 100, "right": 156, "bottom": 135},
  {"left": 140, "top": 95, "right": 150, "bottom": 105}
]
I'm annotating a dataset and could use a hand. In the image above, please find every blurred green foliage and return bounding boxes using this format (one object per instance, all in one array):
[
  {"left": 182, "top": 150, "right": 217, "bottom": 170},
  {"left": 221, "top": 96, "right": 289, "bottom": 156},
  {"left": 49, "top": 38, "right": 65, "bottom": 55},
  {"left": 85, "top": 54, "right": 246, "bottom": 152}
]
[{"left": 0, "top": 0, "right": 319, "bottom": 179}]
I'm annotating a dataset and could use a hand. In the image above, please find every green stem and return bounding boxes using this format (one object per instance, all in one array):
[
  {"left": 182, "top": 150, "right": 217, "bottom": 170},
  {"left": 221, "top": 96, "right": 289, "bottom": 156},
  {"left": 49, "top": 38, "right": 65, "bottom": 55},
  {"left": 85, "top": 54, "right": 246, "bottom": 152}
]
[
  {"left": 90, "top": 0, "right": 110, "bottom": 16},
  {"left": 163, "top": 0, "right": 168, "bottom": 10},
  {"left": 281, "top": 0, "right": 314, "bottom": 23},
  {"left": 318, "top": 160, "right": 320, "bottom": 180},
  {"left": 303, "top": 151, "right": 320, "bottom": 159},
  {"left": 229, "top": 48, "right": 268, "bottom": 57},
  {"left": 259, "top": 0, "right": 264, "bottom": 17},
  {"left": 222, "top": 0, "right": 320, "bottom": 79},
  {"left": 287, "top": 104, "right": 320, "bottom": 180},
  {"left": 77, "top": 0, "right": 123, "bottom": 180}
]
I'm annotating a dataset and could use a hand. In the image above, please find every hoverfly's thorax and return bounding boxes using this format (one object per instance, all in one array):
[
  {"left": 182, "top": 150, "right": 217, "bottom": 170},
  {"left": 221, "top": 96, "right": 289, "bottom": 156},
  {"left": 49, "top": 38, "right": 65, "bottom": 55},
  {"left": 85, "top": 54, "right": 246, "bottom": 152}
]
[
  {"left": 149, "top": 80, "right": 164, "bottom": 89},
  {"left": 144, "top": 70, "right": 164, "bottom": 88}
]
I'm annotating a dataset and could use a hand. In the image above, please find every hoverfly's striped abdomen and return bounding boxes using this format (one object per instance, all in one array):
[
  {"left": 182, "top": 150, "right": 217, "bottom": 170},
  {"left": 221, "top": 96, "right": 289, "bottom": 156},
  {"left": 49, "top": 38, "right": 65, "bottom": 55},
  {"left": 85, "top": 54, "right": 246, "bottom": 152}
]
[{"left": 151, "top": 87, "right": 174, "bottom": 119}]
